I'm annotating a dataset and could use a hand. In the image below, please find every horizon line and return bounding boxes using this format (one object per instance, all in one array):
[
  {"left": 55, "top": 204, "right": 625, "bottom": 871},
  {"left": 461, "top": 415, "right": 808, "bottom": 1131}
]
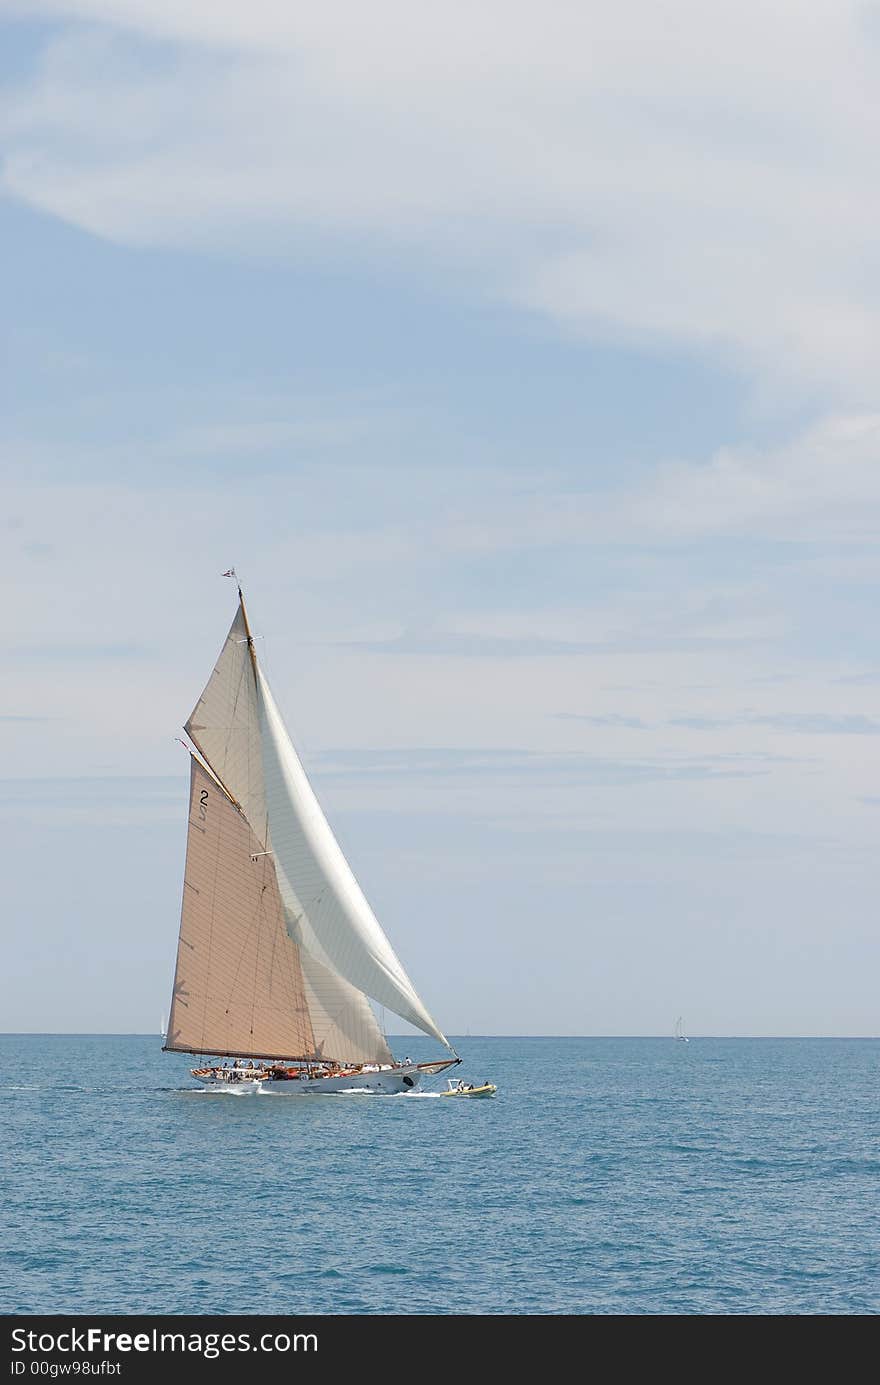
[{"left": 1, "top": 1032, "right": 878, "bottom": 1041}]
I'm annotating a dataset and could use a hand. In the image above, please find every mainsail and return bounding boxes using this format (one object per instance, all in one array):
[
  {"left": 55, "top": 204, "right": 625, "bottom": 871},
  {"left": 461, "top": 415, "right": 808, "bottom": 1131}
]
[
  {"left": 166, "top": 756, "right": 317, "bottom": 1060},
  {"left": 166, "top": 588, "right": 450, "bottom": 1062}
]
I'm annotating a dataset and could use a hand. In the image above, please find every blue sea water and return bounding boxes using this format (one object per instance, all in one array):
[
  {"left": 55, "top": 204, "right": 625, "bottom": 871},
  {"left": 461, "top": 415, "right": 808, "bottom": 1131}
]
[{"left": 1, "top": 1035, "right": 878, "bottom": 1316}]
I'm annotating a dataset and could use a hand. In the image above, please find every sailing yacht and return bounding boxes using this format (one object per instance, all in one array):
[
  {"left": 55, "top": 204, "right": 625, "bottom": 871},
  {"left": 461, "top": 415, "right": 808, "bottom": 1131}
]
[
  {"left": 164, "top": 577, "right": 462, "bottom": 1095},
  {"left": 674, "top": 1017, "right": 689, "bottom": 1043}
]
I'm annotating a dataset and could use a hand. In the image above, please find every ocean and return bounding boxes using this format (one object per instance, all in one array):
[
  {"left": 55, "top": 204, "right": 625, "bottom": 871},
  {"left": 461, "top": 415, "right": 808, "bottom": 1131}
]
[{"left": 2, "top": 1034, "right": 878, "bottom": 1315}]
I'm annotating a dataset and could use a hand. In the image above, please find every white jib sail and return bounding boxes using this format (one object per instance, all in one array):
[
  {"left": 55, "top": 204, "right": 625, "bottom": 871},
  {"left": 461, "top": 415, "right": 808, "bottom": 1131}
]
[{"left": 256, "top": 664, "right": 451, "bottom": 1050}]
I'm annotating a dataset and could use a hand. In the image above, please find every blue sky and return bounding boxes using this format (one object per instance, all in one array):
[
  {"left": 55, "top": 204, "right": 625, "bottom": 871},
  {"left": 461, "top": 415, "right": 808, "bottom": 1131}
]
[{"left": 2, "top": 1, "right": 879, "bottom": 1036}]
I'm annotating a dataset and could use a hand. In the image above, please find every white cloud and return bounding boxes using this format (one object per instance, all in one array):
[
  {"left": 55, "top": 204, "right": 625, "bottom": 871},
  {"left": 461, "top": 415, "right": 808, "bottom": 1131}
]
[
  {"left": 3, "top": 2, "right": 880, "bottom": 400},
  {"left": 609, "top": 412, "right": 880, "bottom": 541},
  {"left": 431, "top": 411, "right": 880, "bottom": 552}
]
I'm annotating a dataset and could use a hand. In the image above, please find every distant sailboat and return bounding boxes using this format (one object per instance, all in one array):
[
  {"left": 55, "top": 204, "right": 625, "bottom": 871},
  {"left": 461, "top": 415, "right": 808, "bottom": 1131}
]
[
  {"left": 163, "top": 577, "right": 465, "bottom": 1095},
  {"left": 674, "top": 1016, "right": 689, "bottom": 1043}
]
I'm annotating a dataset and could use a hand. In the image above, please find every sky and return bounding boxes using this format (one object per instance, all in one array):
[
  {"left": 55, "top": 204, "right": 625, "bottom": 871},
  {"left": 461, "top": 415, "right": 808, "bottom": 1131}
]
[{"left": 2, "top": 1, "right": 879, "bottom": 1037}]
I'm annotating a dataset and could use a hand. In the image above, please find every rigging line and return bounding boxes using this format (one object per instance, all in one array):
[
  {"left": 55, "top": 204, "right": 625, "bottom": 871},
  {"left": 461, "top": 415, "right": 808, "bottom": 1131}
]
[
  {"left": 287, "top": 956, "right": 315, "bottom": 1054},
  {"left": 229, "top": 582, "right": 267, "bottom": 850},
  {"left": 198, "top": 763, "right": 225, "bottom": 1059},
  {"left": 268, "top": 896, "right": 315, "bottom": 1046},
  {"left": 256, "top": 872, "right": 297, "bottom": 1049},
  {"left": 248, "top": 874, "right": 267, "bottom": 1043},
  {"left": 236, "top": 581, "right": 271, "bottom": 860},
  {"left": 299, "top": 958, "right": 376, "bottom": 1062},
  {"left": 237, "top": 579, "right": 260, "bottom": 694}
]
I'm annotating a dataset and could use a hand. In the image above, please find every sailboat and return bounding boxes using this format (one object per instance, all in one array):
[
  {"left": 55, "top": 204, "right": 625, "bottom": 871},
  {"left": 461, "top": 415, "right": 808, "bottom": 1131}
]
[
  {"left": 163, "top": 576, "right": 463, "bottom": 1095},
  {"left": 674, "top": 1016, "right": 689, "bottom": 1043}
]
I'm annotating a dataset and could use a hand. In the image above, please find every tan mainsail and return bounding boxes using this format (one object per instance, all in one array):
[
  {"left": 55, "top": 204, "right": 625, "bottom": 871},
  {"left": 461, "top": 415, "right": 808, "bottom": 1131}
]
[
  {"left": 167, "top": 757, "right": 393, "bottom": 1063},
  {"left": 166, "top": 757, "right": 316, "bottom": 1060}
]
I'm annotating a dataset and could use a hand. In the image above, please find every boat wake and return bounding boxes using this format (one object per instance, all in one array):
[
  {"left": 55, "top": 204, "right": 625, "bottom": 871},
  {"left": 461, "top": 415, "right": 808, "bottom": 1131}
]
[{"left": 182, "top": 1083, "right": 456, "bottom": 1099}]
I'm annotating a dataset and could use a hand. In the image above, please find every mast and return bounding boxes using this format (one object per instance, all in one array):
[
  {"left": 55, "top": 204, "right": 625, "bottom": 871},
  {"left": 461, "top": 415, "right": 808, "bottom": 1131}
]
[{"left": 236, "top": 576, "right": 260, "bottom": 691}]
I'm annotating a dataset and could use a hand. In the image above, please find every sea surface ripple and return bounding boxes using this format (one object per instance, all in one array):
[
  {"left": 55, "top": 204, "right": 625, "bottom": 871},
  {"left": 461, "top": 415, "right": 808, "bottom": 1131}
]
[{"left": 2, "top": 1035, "right": 878, "bottom": 1315}]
